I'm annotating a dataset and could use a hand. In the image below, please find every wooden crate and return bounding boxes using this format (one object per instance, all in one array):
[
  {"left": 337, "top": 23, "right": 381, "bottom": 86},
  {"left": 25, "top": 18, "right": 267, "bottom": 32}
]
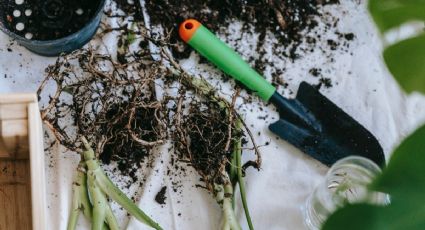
[{"left": 0, "top": 94, "right": 47, "bottom": 230}]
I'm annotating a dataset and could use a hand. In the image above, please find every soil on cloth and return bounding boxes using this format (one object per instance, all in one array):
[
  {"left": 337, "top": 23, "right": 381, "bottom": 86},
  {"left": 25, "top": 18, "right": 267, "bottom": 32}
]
[{"left": 145, "top": 0, "right": 340, "bottom": 59}]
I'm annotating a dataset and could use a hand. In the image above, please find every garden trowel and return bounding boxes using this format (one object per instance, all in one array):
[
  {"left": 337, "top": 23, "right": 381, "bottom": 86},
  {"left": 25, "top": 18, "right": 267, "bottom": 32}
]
[{"left": 179, "top": 19, "right": 385, "bottom": 167}]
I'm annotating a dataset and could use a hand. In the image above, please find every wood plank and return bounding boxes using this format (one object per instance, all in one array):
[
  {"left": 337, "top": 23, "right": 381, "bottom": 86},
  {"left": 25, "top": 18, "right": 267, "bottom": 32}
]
[
  {"left": 0, "top": 96, "right": 46, "bottom": 230},
  {"left": 0, "top": 160, "right": 29, "bottom": 184},
  {"left": 15, "top": 184, "right": 32, "bottom": 230},
  {"left": 0, "top": 104, "right": 28, "bottom": 120},
  {"left": 1, "top": 119, "right": 28, "bottom": 136},
  {"left": 28, "top": 102, "right": 47, "bottom": 230},
  {"left": 0, "top": 103, "right": 29, "bottom": 158},
  {"left": 0, "top": 186, "right": 18, "bottom": 230},
  {"left": 0, "top": 94, "right": 37, "bottom": 105},
  {"left": 0, "top": 160, "right": 32, "bottom": 230},
  {"left": 0, "top": 119, "right": 29, "bottom": 159},
  {"left": 0, "top": 141, "right": 10, "bottom": 158}
]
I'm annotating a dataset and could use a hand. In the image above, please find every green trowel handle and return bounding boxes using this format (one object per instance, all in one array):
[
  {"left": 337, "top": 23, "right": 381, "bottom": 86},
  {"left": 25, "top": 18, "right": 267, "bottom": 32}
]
[{"left": 179, "top": 19, "right": 276, "bottom": 101}]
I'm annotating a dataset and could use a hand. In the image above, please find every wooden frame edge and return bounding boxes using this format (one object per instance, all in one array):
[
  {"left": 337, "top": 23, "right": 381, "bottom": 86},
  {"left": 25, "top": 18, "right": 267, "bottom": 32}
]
[
  {"left": 28, "top": 101, "right": 47, "bottom": 230},
  {"left": 0, "top": 94, "right": 38, "bottom": 104}
]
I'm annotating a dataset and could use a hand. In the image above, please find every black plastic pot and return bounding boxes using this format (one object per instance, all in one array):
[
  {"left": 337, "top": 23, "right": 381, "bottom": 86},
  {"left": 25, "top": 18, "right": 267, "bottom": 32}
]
[{"left": 0, "top": 0, "right": 105, "bottom": 56}]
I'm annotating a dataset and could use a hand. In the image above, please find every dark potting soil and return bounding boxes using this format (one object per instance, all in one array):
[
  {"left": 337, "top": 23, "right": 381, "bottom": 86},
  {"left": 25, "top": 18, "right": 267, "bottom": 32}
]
[
  {"left": 99, "top": 101, "right": 162, "bottom": 181},
  {"left": 1, "top": 0, "right": 103, "bottom": 40},
  {"left": 174, "top": 100, "right": 243, "bottom": 189},
  {"left": 113, "top": 0, "right": 144, "bottom": 20},
  {"left": 155, "top": 186, "right": 167, "bottom": 205},
  {"left": 145, "top": 0, "right": 340, "bottom": 59}
]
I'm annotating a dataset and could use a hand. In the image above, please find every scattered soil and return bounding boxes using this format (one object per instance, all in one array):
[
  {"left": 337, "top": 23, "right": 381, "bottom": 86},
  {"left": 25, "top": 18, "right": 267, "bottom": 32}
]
[
  {"left": 113, "top": 0, "right": 143, "bottom": 20},
  {"left": 145, "top": 0, "right": 339, "bottom": 59},
  {"left": 155, "top": 186, "right": 167, "bottom": 205},
  {"left": 144, "top": 0, "right": 361, "bottom": 93},
  {"left": 35, "top": 0, "right": 263, "bottom": 217},
  {"left": 309, "top": 68, "right": 322, "bottom": 77},
  {"left": 315, "top": 77, "right": 333, "bottom": 89},
  {"left": 1, "top": 0, "right": 104, "bottom": 40},
  {"left": 37, "top": 0, "right": 358, "bottom": 209}
]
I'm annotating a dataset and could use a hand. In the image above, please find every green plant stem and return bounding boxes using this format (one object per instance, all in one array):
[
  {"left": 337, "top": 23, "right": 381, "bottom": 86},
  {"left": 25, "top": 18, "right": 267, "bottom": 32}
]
[
  {"left": 230, "top": 146, "right": 238, "bottom": 186},
  {"left": 230, "top": 122, "right": 239, "bottom": 210},
  {"left": 230, "top": 152, "right": 237, "bottom": 210},
  {"left": 81, "top": 137, "right": 163, "bottom": 230},
  {"left": 67, "top": 203, "right": 80, "bottom": 230},
  {"left": 68, "top": 161, "right": 110, "bottom": 230},
  {"left": 79, "top": 165, "right": 93, "bottom": 220},
  {"left": 88, "top": 171, "right": 107, "bottom": 230},
  {"left": 105, "top": 202, "right": 119, "bottom": 230},
  {"left": 68, "top": 162, "right": 93, "bottom": 230},
  {"left": 234, "top": 120, "right": 254, "bottom": 230},
  {"left": 215, "top": 174, "right": 242, "bottom": 230},
  {"left": 223, "top": 182, "right": 242, "bottom": 230},
  {"left": 68, "top": 173, "right": 83, "bottom": 230},
  {"left": 96, "top": 171, "right": 163, "bottom": 230}
]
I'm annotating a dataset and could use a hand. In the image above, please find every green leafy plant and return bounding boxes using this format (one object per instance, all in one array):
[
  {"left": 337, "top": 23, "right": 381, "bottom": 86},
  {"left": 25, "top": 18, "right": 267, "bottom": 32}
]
[
  {"left": 323, "top": 0, "right": 425, "bottom": 229},
  {"left": 369, "top": 0, "right": 425, "bottom": 93}
]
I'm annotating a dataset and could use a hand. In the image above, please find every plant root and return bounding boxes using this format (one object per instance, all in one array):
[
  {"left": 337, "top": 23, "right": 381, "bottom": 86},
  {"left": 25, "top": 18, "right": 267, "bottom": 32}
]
[{"left": 160, "top": 45, "right": 259, "bottom": 230}]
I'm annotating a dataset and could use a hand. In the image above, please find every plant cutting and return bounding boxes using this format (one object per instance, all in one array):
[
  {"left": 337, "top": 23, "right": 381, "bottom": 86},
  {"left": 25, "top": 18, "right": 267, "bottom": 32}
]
[
  {"left": 39, "top": 49, "right": 165, "bottom": 230},
  {"left": 323, "top": 0, "right": 425, "bottom": 229},
  {"left": 160, "top": 47, "right": 261, "bottom": 230}
]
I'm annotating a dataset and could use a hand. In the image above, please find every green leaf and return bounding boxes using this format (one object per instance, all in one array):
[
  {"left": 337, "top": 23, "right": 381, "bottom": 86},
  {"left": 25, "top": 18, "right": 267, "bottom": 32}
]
[
  {"left": 369, "top": 0, "right": 425, "bottom": 94},
  {"left": 369, "top": 0, "right": 425, "bottom": 33},
  {"left": 323, "top": 202, "right": 425, "bottom": 230},
  {"left": 324, "top": 1, "right": 425, "bottom": 229},
  {"left": 384, "top": 34, "right": 425, "bottom": 93},
  {"left": 322, "top": 204, "right": 383, "bottom": 230},
  {"left": 372, "top": 123, "right": 425, "bottom": 196},
  {"left": 322, "top": 124, "right": 425, "bottom": 230}
]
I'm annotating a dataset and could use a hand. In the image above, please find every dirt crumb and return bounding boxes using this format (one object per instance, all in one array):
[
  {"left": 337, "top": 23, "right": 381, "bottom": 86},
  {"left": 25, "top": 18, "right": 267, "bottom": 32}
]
[{"left": 155, "top": 186, "right": 167, "bottom": 205}]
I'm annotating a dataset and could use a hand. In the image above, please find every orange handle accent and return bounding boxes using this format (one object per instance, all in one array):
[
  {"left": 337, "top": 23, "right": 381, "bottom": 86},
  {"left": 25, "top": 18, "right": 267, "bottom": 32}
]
[{"left": 179, "top": 19, "right": 202, "bottom": 43}]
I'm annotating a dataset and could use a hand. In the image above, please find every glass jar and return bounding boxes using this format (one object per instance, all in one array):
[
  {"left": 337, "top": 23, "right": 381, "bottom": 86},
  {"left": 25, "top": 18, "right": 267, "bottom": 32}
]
[{"left": 304, "top": 156, "right": 390, "bottom": 230}]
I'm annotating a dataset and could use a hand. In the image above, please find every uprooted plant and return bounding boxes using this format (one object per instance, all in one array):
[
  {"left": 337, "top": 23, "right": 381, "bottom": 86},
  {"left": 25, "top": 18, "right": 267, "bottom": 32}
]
[
  {"left": 174, "top": 96, "right": 248, "bottom": 230},
  {"left": 159, "top": 48, "right": 262, "bottom": 230},
  {"left": 38, "top": 49, "right": 166, "bottom": 230}
]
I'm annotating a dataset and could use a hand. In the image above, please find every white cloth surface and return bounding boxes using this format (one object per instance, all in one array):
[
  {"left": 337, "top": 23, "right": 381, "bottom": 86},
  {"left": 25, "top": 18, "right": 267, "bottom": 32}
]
[{"left": 1, "top": 1, "right": 425, "bottom": 229}]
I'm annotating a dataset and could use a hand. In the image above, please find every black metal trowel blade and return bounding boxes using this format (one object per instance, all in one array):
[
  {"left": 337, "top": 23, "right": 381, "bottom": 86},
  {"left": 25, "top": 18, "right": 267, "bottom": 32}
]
[{"left": 269, "top": 82, "right": 385, "bottom": 167}]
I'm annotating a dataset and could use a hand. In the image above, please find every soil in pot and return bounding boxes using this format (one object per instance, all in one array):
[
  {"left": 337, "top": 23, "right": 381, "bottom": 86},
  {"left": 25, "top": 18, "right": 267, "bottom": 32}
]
[{"left": 1, "top": 0, "right": 103, "bottom": 40}]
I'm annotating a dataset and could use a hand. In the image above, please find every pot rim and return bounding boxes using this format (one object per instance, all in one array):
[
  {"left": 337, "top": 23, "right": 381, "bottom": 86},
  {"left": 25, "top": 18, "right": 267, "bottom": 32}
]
[{"left": 0, "top": 0, "right": 106, "bottom": 45}]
